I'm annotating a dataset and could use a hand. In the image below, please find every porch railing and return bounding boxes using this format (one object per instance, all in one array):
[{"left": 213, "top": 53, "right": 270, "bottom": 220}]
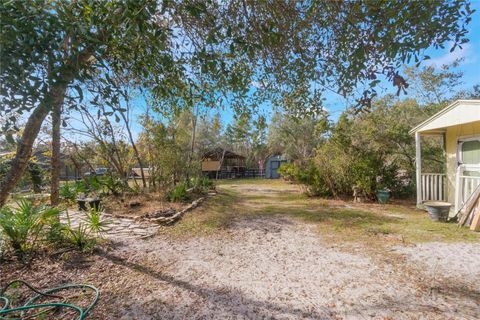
[
  {"left": 455, "top": 164, "right": 480, "bottom": 213},
  {"left": 421, "top": 173, "right": 446, "bottom": 202}
]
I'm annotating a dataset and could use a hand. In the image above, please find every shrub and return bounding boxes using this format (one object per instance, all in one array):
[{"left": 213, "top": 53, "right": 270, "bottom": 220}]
[
  {"left": 27, "top": 161, "right": 44, "bottom": 193},
  {"left": 278, "top": 162, "right": 330, "bottom": 197},
  {"left": 85, "top": 176, "right": 102, "bottom": 193},
  {"left": 60, "top": 180, "right": 92, "bottom": 202},
  {"left": 0, "top": 233, "right": 5, "bottom": 260},
  {"left": 74, "top": 180, "right": 89, "bottom": 194},
  {"left": 60, "top": 182, "right": 78, "bottom": 201},
  {"left": 190, "top": 176, "right": 214, "bottom": 193},
  {"left": 60, "top": 207, "right": 109, "bottom": 252},
  {"left": 98, "top": 175, "right": 125, "bottom": 195},
  {"left": 0, "top": 200, "right": 108, "bottom": 259},
  {"left": 168, "top": 182, "right": 190, "bottom": 202},
  {"left": 65, "top": 224, "right": 97, "bottom": 252},
  {"left": 0, "top": 200, "right": 60, "bottom": 257},
  {"left": 84, "top": 206, "right": 110, "bottom": 235},
  {"left": 45, "top": 219, "right": 68, "bottom": 246},
  {"left": 1, "top": 159, "right": 45, "bottom": 193},
  {"left": 277, "top": 163, "right": 298, "bottom": 182}
]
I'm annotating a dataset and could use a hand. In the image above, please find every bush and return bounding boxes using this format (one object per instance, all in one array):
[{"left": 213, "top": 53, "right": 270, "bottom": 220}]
[
  {"left": 167, "top": 182, "right": 190, "bottom": 202},
  {"left": 60, "top": 207, "right": 109, "bottom": 252},
  {"left": 0, "top": 232, "right": 5, "bottom": 259},
  {"left": 65, "top": 224, "right": 98, "bottom": 252},
  {"left": 45, "top": 219, "right": 68, "bottom": 246},
  {"left": 0, "top": 200, "right": 60, "bottom": 258},
  {"left": 0, "top": 200, "right": 108, "bottom": 259},
  {"left": 85, "top": 176, "right": 102, "bottom": 193},
  {"left": 74, "top": 180, "right": 89, "bottom": 194},
  {"left": 277, "top": 163, "right": 298, "bottom": 182},
  {"left": 27, "top": 161, "right": 44, "bottom": 193},
  {"left": 60, "top": 180, "right": 93, "bottom": 203},
  {"left": 60, "top": 182, "right": 78, "bottom": 201},
  {"left": 98, "top": 175, "right": 125, "bottom": 195},
  {"left": 190, "top": 176, "right": 214, "bottom": 193},
  {"left": 280, "top": 162, "right": 330, "bottom": 197},
  {"left": 84, "top": 206, "right": 109, "bottom": 235}
]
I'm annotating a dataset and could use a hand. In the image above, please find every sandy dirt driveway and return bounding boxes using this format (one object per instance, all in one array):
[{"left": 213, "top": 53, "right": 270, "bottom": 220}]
[{"left": 3, "top": 182, "right": 480, "bottom": 319}]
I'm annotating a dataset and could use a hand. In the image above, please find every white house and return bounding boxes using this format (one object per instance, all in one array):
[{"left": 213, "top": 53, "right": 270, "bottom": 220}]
[{"left": 410, "top": 99, "right": 480, "bottom": 216}]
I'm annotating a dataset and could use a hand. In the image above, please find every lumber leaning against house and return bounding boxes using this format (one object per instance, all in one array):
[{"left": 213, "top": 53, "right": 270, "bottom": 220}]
[
  {"left": 458, "top": 184, "right": 480, "bottom": 227},
  {"left": 469, "top": 196, "right": 480, "bottom": 231}
]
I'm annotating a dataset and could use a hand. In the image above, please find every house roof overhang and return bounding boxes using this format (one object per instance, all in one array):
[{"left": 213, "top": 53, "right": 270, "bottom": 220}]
[{"left": 409, "top": 100, "right": 480, "bottom": 135}]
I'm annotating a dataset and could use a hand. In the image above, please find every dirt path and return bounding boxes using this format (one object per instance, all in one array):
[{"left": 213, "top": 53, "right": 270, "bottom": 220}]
[{"left": 3, "top": 182, "right": 480, "bottom": 319}]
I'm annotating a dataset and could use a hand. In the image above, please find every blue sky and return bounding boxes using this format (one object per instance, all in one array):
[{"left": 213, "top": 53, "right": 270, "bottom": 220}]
[
  {"left": 208, "top": 1, "right": 480, "bottom": 128},
  {"left": 70, "top": 2, "right": 480, "bottom": 140},
  {"left": 322, "top": 0, "right": 480, "bottom": 121}
]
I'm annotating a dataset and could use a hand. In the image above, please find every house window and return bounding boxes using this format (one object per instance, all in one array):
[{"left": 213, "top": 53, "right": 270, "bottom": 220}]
[{"left": 458, "top": 138, "right": 480, "bottom": 165}]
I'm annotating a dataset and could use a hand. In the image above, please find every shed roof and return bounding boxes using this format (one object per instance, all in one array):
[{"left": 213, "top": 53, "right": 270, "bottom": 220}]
[
  {"left": 202, "top": 147, "right": 245, "bottom": 160},
  {"left": 410, "top": 100, "right": 480, "bottom": 134}
]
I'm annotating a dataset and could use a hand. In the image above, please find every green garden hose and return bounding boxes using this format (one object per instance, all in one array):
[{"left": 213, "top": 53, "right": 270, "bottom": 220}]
[{"left": 0, "top": 280, "right": 99, "bottom": 320}]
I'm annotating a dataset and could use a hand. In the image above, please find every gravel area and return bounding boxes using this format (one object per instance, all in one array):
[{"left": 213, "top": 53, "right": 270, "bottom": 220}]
[
  {"left": 2, "top": 184, "right": 479, "bottom": 319},
  {"left": 5, "top": 216, "right": 478, "bottom": 319},
  {"left": 395, "top": 242, "right": 480, "bottom": 281},
  {"left": 100, "top": 217, "right": 479, "bottom": 320}
]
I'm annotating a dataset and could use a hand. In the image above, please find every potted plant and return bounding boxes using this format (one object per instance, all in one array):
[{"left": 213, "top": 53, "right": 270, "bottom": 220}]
[{"left": 376, "top": 187, "right": 390, "bottom": 204}]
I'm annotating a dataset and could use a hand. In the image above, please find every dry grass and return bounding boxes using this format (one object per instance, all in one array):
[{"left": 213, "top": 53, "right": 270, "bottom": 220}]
[
  {"left": 102, "top": 192, "right": 185, "bottom": 218},
  {"left": 164, "top": 179, "right": 480, "bottom": 245}
]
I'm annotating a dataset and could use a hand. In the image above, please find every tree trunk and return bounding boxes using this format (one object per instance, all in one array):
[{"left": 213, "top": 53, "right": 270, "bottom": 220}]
[
  {"left": 186, "top": 113, "right": 198, "bottom": 181},
  {"left": 102, "top": 115, "right": 129, "bottom": 189},
  {"left": 0, "top": 48, "right": 91, "bottom": 208},
  {"left": 50, "top": 102, "right": 62, "bottom": 206},
  {"left": 0, "top": 83, "right": 68, "bottom": 207},
  {"left": 120, "top": 111, "right": 146, "bottom": 188}
]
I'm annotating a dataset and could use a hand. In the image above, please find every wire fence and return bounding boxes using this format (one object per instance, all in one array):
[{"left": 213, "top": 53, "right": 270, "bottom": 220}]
[{"left": 210, "top": 169, "right": 266, "bottom": 180}]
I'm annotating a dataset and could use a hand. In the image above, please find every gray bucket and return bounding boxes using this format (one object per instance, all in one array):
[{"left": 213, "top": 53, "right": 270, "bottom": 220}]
[{"left": 424, "top": 201, "right": 451, "bottom": 222}]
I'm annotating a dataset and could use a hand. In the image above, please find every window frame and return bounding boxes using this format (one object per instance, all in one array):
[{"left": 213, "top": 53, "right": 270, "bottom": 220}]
[{"left": 457, "top": 135, "right": 480, "bottom": 165}]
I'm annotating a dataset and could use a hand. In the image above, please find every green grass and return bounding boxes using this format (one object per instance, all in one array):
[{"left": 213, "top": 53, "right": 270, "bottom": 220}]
[{"left": 161, "top": 179, "right": 480, "bottom": 244}]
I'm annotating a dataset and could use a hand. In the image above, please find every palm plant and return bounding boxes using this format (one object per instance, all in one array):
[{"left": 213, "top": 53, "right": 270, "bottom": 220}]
[
  {"left": 0, "top": 199, "right": 60, "bottom": 257},
  {"left": 83, "top": 206, "right": 110, "bottom": 235},
  {"left": 66, "top": 224, "right": 96, "bottom": 252}
]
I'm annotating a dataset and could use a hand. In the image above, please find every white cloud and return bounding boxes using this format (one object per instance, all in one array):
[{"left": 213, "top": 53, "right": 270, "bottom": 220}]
[
  {"left": 427, "top": 41, "right": 475, "bottom": 67},
  {"left": 250, "top": 80, "right": 262, "bottom": 88}
]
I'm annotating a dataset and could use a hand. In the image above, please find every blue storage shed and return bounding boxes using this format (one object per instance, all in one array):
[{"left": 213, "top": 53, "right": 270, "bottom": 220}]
[{"left": 265, "top": 155, "right": 288, "bottom": 179}]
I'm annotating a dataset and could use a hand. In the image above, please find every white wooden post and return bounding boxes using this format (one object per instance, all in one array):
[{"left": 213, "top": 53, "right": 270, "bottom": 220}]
[
  {"left": 455, "top": 164, "right": 463, "bottom": 213},
  {"left": 415, "top": 132, "right": 422, "bottom": 206}
]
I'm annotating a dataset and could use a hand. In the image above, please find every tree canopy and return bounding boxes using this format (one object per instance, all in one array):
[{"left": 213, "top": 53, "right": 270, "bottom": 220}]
[{"left": 0, "top": 0, "right": 475, "bottom": 206}]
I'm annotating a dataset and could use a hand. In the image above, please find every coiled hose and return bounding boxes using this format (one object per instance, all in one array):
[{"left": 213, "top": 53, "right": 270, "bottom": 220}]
[{"left": 0, "top": 280, "right": 99, "bottom": 319}]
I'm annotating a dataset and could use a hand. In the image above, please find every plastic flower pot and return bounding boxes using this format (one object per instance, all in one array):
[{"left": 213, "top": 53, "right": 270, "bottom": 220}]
[
  {"left": 424, "top": 201, "right": 451, "bottom": 222},
  {"left": 376, "top": 190, "right": 390, "bottom": 204}
]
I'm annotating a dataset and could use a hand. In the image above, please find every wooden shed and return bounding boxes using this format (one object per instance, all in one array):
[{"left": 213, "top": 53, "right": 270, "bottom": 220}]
[{"left": 201, "top": 148, "right": 246, "bottom": 179}]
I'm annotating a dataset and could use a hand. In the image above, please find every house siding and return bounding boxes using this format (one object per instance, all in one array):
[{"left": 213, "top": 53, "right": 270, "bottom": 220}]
[{"left": 445, "top": 121, "right": 480, "bottom": 204}]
